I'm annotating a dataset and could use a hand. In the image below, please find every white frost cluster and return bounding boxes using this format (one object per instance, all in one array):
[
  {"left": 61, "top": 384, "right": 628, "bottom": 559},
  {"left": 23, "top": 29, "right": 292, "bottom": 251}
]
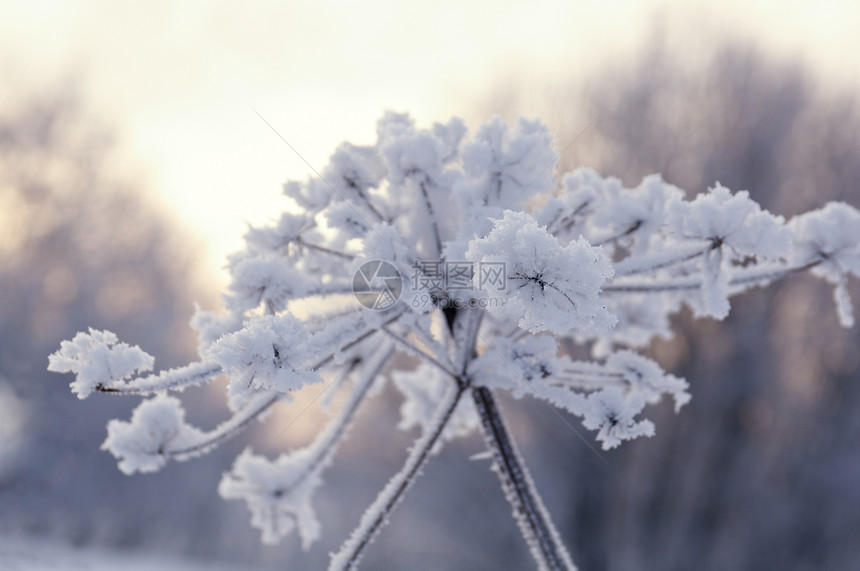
[
  {"left": 469, "top": 335, "right": 563, "bottom": 397},
  {"left": 580, "top": 388, "right": 655, "bottom": 450},
  {"left": 101, "top": 394, "right": 204, "bottom": 474},
  {"left": 219, "top": 449, "right": 322, "bottom": 549},
  {"left": 469, "top": 337, "right": 690, "bottom": 450},
  {"left": 47, "top": 329, "right": 154, "bottom": 399},
  {"left": 666, "top": 185, "right": 792, "bottom": 318},
  {"left": 667, "top": 185, "right": 791, "bottom": 259},
  {"left": 207, "top": 314, "right": 322, "bottom": 409},
  {"left": 605, "top": 350, "right": 690, "bottom": 412},
  {"left": 466, "top": 210, "right": 616, "bottom": 335},
  {"left": 789, "top": 202, "right": 860, "bottom": 326},
  {"left": 49, "top": 112, "right": 860, "bottom": 567}
]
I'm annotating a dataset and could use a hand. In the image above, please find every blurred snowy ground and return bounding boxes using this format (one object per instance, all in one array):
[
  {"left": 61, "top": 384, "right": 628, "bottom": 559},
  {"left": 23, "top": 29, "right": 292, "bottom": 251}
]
[{"left": 0, "top": 536, "right": 264, "bottom": 571}]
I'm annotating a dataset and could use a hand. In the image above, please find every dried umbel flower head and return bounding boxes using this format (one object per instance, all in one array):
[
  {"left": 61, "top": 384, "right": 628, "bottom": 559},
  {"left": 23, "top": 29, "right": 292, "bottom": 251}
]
[{"left": 50, "top": 113, "right": 860, "bottom": 570}]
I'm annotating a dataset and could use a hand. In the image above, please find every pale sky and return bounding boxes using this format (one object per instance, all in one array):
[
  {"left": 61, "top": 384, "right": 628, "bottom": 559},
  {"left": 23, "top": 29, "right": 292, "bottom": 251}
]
[{"left": 3, "top": 0, "right": 859, "bottom": 286}]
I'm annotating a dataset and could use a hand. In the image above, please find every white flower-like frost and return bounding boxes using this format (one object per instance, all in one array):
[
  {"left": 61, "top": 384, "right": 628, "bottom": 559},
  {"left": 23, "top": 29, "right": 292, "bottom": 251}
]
[
  {"left": 47, "top": 329, "right": 154, "bottom": 399},
  {"left": 467, "top": 210, "right": 616, "bottom": 334},
  {"left": 219, "top": 448, "right": 322, "bottom": 549},
  {"left": 207, "top": 314, "right": 322, "bottom": 409},
  {"left": 101, "top": 394, "right": 205, "bottom": 474}
]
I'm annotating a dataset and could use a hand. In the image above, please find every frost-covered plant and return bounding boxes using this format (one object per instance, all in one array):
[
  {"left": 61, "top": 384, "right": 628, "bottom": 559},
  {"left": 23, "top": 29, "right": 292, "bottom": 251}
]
[{"left": 49, "top": 113, "right": 860, "bottom": 570}]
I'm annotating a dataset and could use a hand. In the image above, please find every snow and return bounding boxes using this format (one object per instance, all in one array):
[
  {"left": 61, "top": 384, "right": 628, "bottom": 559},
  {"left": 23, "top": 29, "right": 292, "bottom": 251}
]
[
  {"left": 591, "top": 173, "right": 683, "bottom": 253},
  {"left": 469, "top": 334, "right": 562, "bottom": 396},
  {"left": 47, "top": 112, "right": 860, "bottom": 569},
  {"left": 665, "top": 184, "right": 793, "bottom": 318},
  {"left": 101, "top": 394, "right": 205, "bottom": 475},
  {"left": 220, "top": 344, "right": 392, "bottom": 548},
  {"left": 47, "top": 329, "right": 154, "bottom": 399},
  {"left": 224, "top": 251, "right": 309, "bottom": 313},
  {"left": 668, "top": 184, "right": 791, "bottom": 260},
  {"left": 790, "top": 201, "right": 860, "bottom": 282},
  {"left": 219, "top": 448, "right": 322, "bottom": 549},
  {"left": 459, "top": 116, "right": 556, "bottom": 208},
  {"left": 581, "top": 387, "right": 656, "bottom": 450},
  {"left": 605, "top": 350, "right": 690, "bottom": 412},
  {"left": 207, "top": 314, "right": 322, "bottom": 408},
  {"left": 466, "top": 209, "right": 616, "bottom": 335}
]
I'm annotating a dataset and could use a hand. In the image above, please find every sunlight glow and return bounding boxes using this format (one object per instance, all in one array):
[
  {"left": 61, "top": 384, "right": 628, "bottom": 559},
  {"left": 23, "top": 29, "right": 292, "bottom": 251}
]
[{"left": 3, "top": 0, "right": 858, "bottom": 287}]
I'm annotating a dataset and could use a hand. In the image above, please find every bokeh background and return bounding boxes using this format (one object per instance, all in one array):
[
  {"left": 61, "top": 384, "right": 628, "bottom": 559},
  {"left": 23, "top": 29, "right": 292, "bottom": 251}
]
[{"left": 2, "top": 1, "right": 859, "bottom": 569}]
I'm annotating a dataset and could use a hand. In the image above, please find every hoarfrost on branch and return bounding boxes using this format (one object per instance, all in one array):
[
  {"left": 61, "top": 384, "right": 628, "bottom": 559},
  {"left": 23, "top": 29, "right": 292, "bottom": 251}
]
[{"left": 49, "top": 112, "right": 860, "bottom": 571}]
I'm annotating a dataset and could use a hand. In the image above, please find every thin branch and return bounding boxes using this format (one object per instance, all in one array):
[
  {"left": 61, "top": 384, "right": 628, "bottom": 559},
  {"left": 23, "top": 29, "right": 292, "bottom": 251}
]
[
  {"left": 727, "top": 259, "right": 822, "bottom": 288},
  {"left": 302, "top": 306, "right": 365, "bottom": 332},
  {"left": 167, "top": 391, "right": 281, "bottom": 459},
  {"left": 300, "top": 284, "right": 356, "bottom": 297},
  {"left": 167, "top": 315, "right": 405, "bottom": 461},
  {"left": 354, "top": 186, "right": 387, "bottom": 223},
  {"left": 472, "top": 386, "right": 578, "bottom": 571},
  {"left": 329, "top": 383, "right": 466, "bottom": 571},
  {"left": 454, "top": 308, "right": 484, "bottom": 375},
  {"left": 380, "top": 324, "right": 459, "bottom": 378},
  {"left": 591, "top": 219, "right": 643, "bottom": 247},
  {"left": 562, "top": 369, "right": 623, "bottom": 379},
  {"left": 550, "top": 375, "right": 624, "bottom": 392},
  {"left": 496, "top": 114, "right": 600, "bottom": 222},
  {"left": 555, "top": 365, "right": 625, "bottom": 390},
  {"left": 418, "top": 178, "right": 443, "bottom": 258},
  {"left": 602, "top": 278, "right": 703, "bottom": 294},
  {"left": 545, "top": 200, "right": 591, "bottom": 237},
  {"left": 298, "top": 238, "right": 356, "bottom": 260},
  {"left": 611, "top": 241, "right": 712, "bottom": 278},
  {"left": 96, "top": 362, "right": 221, "bottom": 396},
  {"left": 310, "top": 310, "right": 406, "bottom": 372},
  {"left": 280, "top": 345, "right": 394, "bottom": 496},
  {"left": 408, "top": 314, "right": 455, "bottom": 370},
  {"left": 167, "top": 312, "right": 406, "bottom": 461},
  {"left": 603, "top": 260, "right": 825, "bottom": 295},
  {"left": 340, "top": 172, "right": 387, "bottom": 223}
]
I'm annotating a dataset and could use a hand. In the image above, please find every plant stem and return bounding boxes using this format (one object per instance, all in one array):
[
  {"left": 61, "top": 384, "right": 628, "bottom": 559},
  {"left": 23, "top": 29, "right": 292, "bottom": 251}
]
[
  {"left": 167, "top": 391, "right": 280, "bottom": 459},
  {"left": 329, "top": 383, "right": 465, "bottom": 571},
  {"left": 96, "top": 362, "right": 221, "bottom": 395},
  {"left": 472, "top": 386, "right": 578, "bottom": 571}
]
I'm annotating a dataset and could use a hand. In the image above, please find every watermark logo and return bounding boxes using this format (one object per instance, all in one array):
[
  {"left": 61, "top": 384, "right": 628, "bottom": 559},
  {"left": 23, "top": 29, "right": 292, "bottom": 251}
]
[
  {"left": 353, "top": 259, "right": 507, "bottom": 311},
  {"left": 352, "top": 260, "right": 403, "bottom": 310},
  {"left": 410, "top": 260, "right": 507, "bottom": 291}
]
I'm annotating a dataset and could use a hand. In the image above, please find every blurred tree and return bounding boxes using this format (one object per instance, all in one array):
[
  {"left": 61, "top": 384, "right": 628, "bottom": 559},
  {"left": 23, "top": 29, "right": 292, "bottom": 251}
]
[
  {"left": 477, "top": 32, "right": 860, "bottom": 571},
  {"left": 0, "top": 84, "right": 270, "bottom": 563}
]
